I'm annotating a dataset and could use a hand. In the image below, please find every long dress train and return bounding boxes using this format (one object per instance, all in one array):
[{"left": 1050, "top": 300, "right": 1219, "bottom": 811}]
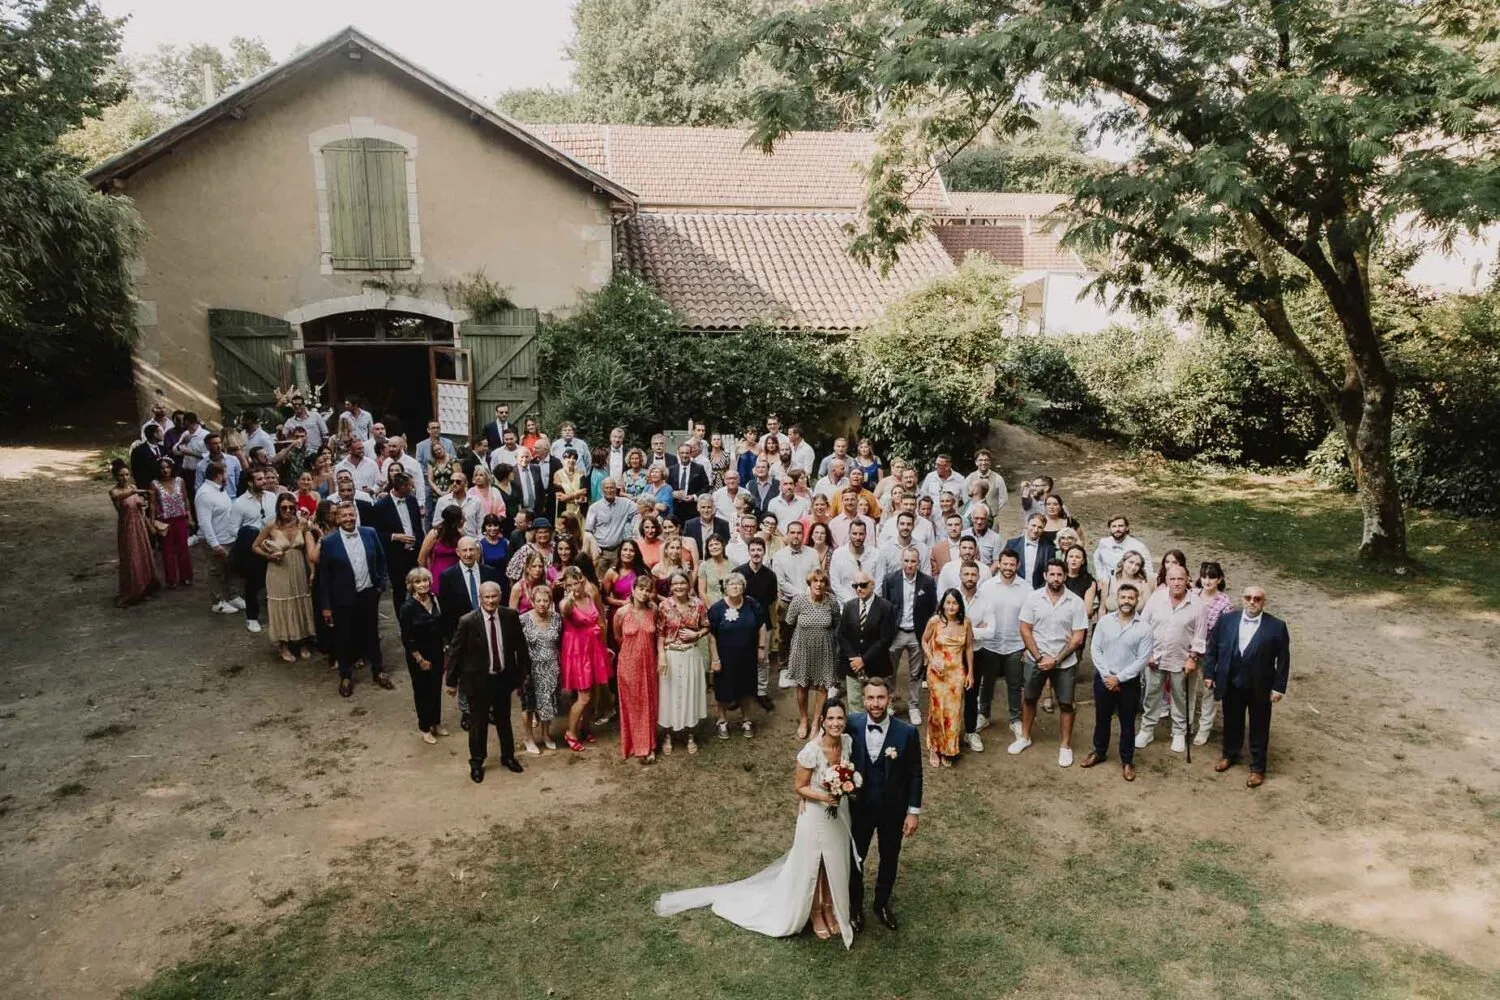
[{"left": 654, "top": 734, "right": 858, "bottom": 948}]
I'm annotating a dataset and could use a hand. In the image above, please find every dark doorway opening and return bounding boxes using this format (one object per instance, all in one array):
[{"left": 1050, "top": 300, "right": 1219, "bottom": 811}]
[{"left": 331, "top": 344, "right": 432, "bottom": 439}]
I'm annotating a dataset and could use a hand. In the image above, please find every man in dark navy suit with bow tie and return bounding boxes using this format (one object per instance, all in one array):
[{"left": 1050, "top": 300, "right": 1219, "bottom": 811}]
[
  {"left": 846, "top": 676, "right": 922, "bottom": 933},
  {"left": 1203, "top": 585, "right": 1291, "bottom": 788}
]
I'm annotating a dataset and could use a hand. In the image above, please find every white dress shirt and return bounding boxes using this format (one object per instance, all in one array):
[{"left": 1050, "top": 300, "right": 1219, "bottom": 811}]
[
  {"left": 193, "top": 479, "right": 235, "bottom": 548},
  {"left": 1238, "top": 612, "right": 1262, "bottom": 653},
  {"left": 244, "top": 427, "right": 276, "bottom": 460},
  {"left": 829, "top": 545, "right": 885, "bottom": 605},
  {"left": 485, "top": 609, "right": 505, "bottom": 673},
  {"left": 711, "top": 486, "right": 746, "bottom": 526},
  {"left": 341, "top": 529, "right": 372, "bottom": 591},
  {"left": 380, "top": 454, "right": 426, "bottom": 505},
  {"left": 878, "top": 537, "right": 931, "bottom": 576},
  {"left": 490, "top": 446, "right": 523, "bottom": 471},
  {"left": 607, "top": 447, "right": 626, "bottom": 481},
  {"left": 878, "top": 515, "right": 933, "bottom": 549},
  {"left": 1018, "top": 587, "right": 1090, "bottom": 670},
  {"left": 918, "top": 470, "right": 966, "bottom": 501},
  {"left": 1093, "top": 534, "right": 1153, "bottom": 582},
  {"left": 972, "top": 574, "right": 1034, "bottom": 654},
  {"left": 230, "top": 489, "right": 278, "bottom": 536},
  {"left": 1019, "top": 538, "right": 1041, "bottom": 582},
  {"left": 771, "top": 545, "right": 820, "bottom": 601},
  {"left": 392, "top": 495, "right": 415, "bottom": 539},
  {"left": 788, "top": 441, "right": 816, "bottom": 474},
  {"left": 335, "top": 455, "right": 380, "bottom": 493},
  {"left": 433, "top": 492, "right": 484, "bottom": 539},
  {"left": 897, "top": 573, "right": 917, "bottom": 630},
  {"left": 860, "top": 716, "right": 920, "bottom": 815},
  {"left": 458, "top": 561, "right": 483, "bottom": 607},
  {"left": 937, "top": 560, "right": 992, "bottom": 595},
  {"left": 767, "top": 494, "right": 811, "bottom": 531}
]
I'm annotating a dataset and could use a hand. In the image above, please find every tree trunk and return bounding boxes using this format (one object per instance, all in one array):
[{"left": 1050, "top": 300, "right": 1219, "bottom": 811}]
[{"left": 1344, "top": 374, "right": 1408, "bottom": 565}]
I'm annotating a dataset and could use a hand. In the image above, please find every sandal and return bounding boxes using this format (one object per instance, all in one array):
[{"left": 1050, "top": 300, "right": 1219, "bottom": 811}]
[
  {"left": 687, "top": 736, "right": 698, "bottom": 755},
  {"left": 940, "top": 757, "right": 954, "bottom": 768},
  {"left": 662, "top": 737, "right": 673, "bottom": 756},
  {"left": 277, "top": 647, "right": 296, "bottom": 664},
  {"left": 643, "top": 753, "right": 657, "bottom": 765},
  {"left": 796, "top": 723, "right": 810, "bottom": 740},
  {"left": 564, "top": 733, "right": 587, "bottom": 752},
  {"left": 929, "top": 751, "right": 941, "bottom": 768}
]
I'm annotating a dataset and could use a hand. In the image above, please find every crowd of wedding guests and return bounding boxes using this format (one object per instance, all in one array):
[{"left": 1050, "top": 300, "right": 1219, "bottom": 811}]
[{"left": 114, "top": 399, "right": 1292, "bottom": 787}]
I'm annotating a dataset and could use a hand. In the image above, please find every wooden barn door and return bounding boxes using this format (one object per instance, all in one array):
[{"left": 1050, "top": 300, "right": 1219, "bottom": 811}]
[
  {"left": 460, "top": 308, "right": 540, "bottom": 436},
  {"left": 207, "top": 309, "right": 294, "bottom": 420}
]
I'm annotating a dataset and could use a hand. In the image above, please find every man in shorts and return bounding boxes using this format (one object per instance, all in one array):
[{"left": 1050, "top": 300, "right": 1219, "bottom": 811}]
[{"left": 1012, "top": 559, "right": 1089, "bottom": 766}]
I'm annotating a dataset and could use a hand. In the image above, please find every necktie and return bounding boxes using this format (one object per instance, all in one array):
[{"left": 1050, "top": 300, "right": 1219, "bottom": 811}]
[
  {"left": 467, "top": 567, "right": 479, "bottom": 608},
  {"left": 859, "top": 600, "right": 869, "bottom": 628},
  {"left": 680, "top": 465, "right": 688, "bottom": 491},
  {"left": 488, "top": 613, "right": 501, "bottom": 675},
  {"left": 523, "top": 471, "right": 533, "bottom": 508}
]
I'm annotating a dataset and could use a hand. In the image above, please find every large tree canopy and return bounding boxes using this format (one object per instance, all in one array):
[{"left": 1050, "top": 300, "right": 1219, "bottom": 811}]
[
  {"left": 943, "top": 107, "right": 1107, "bottom": 193},
  {"left": 750, "top": 0, "right": 1500, "bottom": 564},
  {"left": 0, "top": 0, "right": 142, "bottom": 419},
  {"left": 498, "top": 0, "right": 855, "bottom": 127}
]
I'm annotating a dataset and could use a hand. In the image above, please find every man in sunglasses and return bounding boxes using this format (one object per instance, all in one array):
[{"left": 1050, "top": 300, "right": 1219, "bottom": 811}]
[
  {"left": 1202, "top": 586, "right": 1291, "bottom": 787},
  {"left": 837, "top": 573, "right": 896, "bottom": 706}
]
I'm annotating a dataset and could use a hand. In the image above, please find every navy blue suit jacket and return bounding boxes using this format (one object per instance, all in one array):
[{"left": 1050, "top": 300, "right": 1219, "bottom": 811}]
[
  {"left": 847, "top": 711, "right": 923, "bottom": 820},
  {"left": 881, "top": 569, "right": 937, "bottom": 637},
  {"left": 1002, "top": 534, "right": 1058, "bottom": 588},
  {"left": 371, "top": 493, "right": 422, "bottom": 567},
  {"left": 1204, "top": 611, "right": 1291, "bottom": 700},
  {"left": 316, "top": 527, "right": 387, "bottom": 610}
]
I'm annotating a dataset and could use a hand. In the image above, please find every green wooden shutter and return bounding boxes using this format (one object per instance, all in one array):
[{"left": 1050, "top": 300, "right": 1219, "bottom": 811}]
[
  {"left": 207, "top": 309, "right": 294, "bottom": 421},
  {"left": 323, "top": 138, "right": 412, "bottom": 270},
  {"left": 462, "top": 308, "right": 541, "bottom": 435}
]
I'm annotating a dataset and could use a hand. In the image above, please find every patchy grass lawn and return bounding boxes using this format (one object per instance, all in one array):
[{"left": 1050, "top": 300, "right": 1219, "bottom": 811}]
[
  {"left": 129, "top": 740, "right": 1497, "bottom": 1000},
  {"left": 1132, "top": 465, "right": 1500, "bottom": 613}
]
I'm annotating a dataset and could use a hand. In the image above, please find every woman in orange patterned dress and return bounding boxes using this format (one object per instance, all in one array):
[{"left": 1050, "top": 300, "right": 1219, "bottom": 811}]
[
  {"left": 613, "top": 574, "right": 660, "bottom": 764},
  {"left": 921, "top": 588, "right": 973, "bottom": 768}
]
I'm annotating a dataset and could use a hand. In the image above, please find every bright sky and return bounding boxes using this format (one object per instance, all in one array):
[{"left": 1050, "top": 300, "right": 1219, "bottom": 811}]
[{"left": 99, "top": 0, "right": 577, "bottom": 100}]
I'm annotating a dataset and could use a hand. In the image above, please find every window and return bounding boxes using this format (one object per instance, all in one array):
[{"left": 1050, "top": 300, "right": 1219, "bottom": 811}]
[{"left": 322, "top": 138, "right": 412, "bottom": 270}]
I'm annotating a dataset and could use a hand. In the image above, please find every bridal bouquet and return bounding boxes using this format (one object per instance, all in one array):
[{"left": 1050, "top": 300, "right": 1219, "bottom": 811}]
[{"left": 819, "top": 762, "right": 862, "bottom": 817}]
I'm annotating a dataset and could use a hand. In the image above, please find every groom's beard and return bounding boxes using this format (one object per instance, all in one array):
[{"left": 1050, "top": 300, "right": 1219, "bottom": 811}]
[{"left": 866, "top": 705, "right": 888, "bottom": 722}]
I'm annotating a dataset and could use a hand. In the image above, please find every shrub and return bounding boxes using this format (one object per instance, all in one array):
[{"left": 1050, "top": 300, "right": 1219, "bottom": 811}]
[{"left": 844, "top": 256, "right": 1019, "bottom": 463}]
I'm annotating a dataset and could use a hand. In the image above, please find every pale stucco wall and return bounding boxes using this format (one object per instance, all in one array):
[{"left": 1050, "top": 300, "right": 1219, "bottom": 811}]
[{"left": 123, "top": 55, "right": 616, "bottom": 423}]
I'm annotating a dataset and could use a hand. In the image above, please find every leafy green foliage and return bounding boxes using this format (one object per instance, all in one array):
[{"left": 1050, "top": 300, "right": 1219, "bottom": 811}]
[
  {"left": 843, "top": 256, "right": 1017, "bottom": 463},
  {"left": 0, "top": 0, "right": 142, "bottom": 420},
  {"left": 496, "top": 0, "right": 852, "bottom": 128},
  {"left": 133, "top": 36, "right": 273, "bottom": 114},
  {"left": 943, "top": 109, "right": 1105, "bottom": 193},
  {"left": 539, "top": 274, "right": 850, "bottom": 445}
]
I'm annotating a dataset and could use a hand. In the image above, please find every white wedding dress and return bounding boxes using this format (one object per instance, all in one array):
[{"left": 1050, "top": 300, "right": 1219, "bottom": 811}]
[{"left": 654, "top": 734, "right": 858, "bottom": 948}]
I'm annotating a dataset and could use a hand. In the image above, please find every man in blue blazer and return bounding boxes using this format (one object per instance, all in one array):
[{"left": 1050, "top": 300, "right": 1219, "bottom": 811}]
[
  {"left": 1001, "top": 513, "right": 1057, "bottom": 588},
  {"left": 317, "top": 500, "right": 390, "bottom": 698},
  {"left": 371, "top": 472, "right": 423, "bottom": 615},
  {"left": 847, "top": 676, "right": 922, "bottom": 933},
  {"left": 1203, "top": 585, "right": 1291, "bottom": 787}
]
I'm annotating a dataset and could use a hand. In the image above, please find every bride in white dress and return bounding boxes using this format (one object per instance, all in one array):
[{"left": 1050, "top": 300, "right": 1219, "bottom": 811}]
[{"left": 654, "top": 700, "right": 858, "bottom": 947}]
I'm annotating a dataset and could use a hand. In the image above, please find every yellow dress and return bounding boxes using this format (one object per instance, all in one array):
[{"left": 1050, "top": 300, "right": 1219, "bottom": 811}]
[
  {"left": 926, "top": 630, "right": 966, "bottom": 756},
  {"left": 554, "top": 468, "right": 584, "bottom": 521}
]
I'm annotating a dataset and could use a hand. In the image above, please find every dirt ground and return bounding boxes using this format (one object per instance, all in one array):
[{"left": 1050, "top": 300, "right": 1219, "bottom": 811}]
[{"left": 1, "top": 427, "right": 1497, "bottom": 998}]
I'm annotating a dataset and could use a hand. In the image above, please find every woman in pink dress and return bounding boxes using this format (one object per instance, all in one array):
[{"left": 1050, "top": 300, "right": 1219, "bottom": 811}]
[
  {"left": 109, "top": 460, "right": 161, "bottom": 607},
  {"left": 614, "top": 573, "right": 660, "bottom": 764},
  {"left": 560, "top": 566, "right": 609, "bottom": 752},
  {"left": 418, "top": 505, "right": 464, "bottom": 584}
]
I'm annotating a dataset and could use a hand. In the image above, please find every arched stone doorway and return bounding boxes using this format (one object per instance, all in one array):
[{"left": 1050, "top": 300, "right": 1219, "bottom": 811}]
[{"left": 297, "top": 309, "right": 454, "bottom": 439}]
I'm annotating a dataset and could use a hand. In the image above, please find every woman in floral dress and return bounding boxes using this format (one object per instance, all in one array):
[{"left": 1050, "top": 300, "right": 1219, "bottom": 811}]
[
  {"left": 922, "top": 589, "right": 973, "bottom": 768},
  {"left": 614, "top": 574, "right": 660, "bottom": 763},
  {"left": 784, "top": 568, "right": 839, "bottom": 741},
  {"left": 521, "top": 581, "right": 564, "bottom": 753},
  {"left": 657, "top": 572, "right": 709, "bottom": 755},
  {"left": 149, "top": 456, "right": 193, "bottom": 587}
]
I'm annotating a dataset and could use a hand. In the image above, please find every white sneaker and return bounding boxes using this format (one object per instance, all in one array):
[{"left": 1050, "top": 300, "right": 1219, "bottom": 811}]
[
  {"left": 827, "top": 685, "right": 840, "bottom": 698},
  {"left": 907, "top": 707, "right": 922, "bottom": 726},
  {"left": 1058, "top": 746, "right": 1074, "bottom": 767},
  {"left": 778, "top": 669, "right": 794, "bottom": 689},
  {"left": 245, "top": 619, "right": 262, "bottom": 634},
  {"left": 965, "top": 732, "right": 984, "bottom": 753},
  {"left": 716, "top": 720, "right": 730, "bottom": 741},
  {"left": 1010, "top": 720, "right": 1024, "bottom": 741},
  {"left": 1135, "top": 728, "right": 1155, "bottom": 749},
  {"left": 1006, "top": 736, "right": 1032, "bottom": 755},
  {"left": 229, "top": 596, "right": 247, "bottom": 611},
  {"left": 211, "top": 600, "right": 238, "bottom": 614},
  {"left": 742, "top": 720, "right": 754, "bottom": 739},
  {"left": 976, "top": 714, "right": 991, "bottom": 732},
  {"left": 1170, "top": 734, "right": 1186, "bottom": 754},
  {"left": 1193, "top": 730, "right": 1210, "bottom": 746},
  {"left": 186, "top": 533, "right": 202, "bottom": 547}
]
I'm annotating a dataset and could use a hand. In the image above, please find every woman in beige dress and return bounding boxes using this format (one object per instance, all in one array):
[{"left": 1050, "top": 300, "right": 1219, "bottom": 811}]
[{"left": 254, "top": 493, "right": 318, "bottom": 662}]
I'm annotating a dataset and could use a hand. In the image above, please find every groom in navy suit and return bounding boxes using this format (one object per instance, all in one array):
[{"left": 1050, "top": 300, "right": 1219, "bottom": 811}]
[
  {"left": 316, "top": 500, "right": 390, "bottom": 697},
  {"left": 1203, "top": 585, "right": 1291, "bottom": 788},
  {"left": 846, "top": 675, "right": 922, "bottom": 932}
]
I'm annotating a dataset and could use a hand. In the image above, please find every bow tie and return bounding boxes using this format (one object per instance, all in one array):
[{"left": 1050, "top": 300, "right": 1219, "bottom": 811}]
[{"left": 867, "top": 723, "right": 884, "bottom": 733}]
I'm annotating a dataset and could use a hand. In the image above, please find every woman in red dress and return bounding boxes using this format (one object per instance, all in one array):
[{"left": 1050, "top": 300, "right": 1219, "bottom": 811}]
[{"left": 614, "top": 573, "right": 660, "bottom": 764}]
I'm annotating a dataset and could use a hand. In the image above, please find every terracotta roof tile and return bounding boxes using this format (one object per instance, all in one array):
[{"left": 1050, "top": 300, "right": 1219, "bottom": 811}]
[
  {"left": 622, "top": 211, "right": 955, "bottom": 330},
  {"left": 940, "top": 192, "right": 1070, "bottom": 218},
  {"left": 534, "top": 125, "right": 949, "bottom": 210},
  {"left": 932, "top": 223, "right": 1087, "bottom": 272}
]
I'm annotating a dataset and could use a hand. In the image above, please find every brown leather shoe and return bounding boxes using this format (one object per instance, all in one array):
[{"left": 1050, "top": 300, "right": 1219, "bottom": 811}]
[
  {"left": 1079, "top": 751, "right": 1104, "bottom": 769},
  {"left": 1213, "top": 757, "right": 1233, "bottom": 773},
  {"left": 1122, "top": 763, "right": 1136, "bottom": 782},
  {"left": 374, "top": 672, "right": 395, "bottom": 690},
  {"left": 1246, "top": 772, "right": 1265, "bottom": 788}
]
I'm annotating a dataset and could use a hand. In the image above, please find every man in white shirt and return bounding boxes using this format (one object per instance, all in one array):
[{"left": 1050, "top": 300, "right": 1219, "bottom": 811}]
[
  {"left": 766, "top": 478, "right": 811, "bottom": 531},
  {"left": 1012, "top": 560, "right": 1089, "bottom": 765},
  {"left": 937, "top": 538, "right": 992, "bottom": 594},
  {"left": 829, "top": 519, "right": 884, "bottom": 605},
  {"left": 585, "top": 478, "right": 634, "bottom": 560},
  {"left": 490, "top": 427, "right": 524, "bottom": 472},
  {"left": 758, "top": 414, "right": 791, "bottom": 454},
  {"left": 1137, "top": 565, "right": 1208, "bottom": 754},
  {"left": 878, "top": 512, "right": 931, "bottom": 575},
  {"left": 433, "top": 469, "right": 485, "bottom": 539},
  {"left": 971, "top": 550, "right": 1033, "bottom": 743},
  {"left": 280, "top": 397, "right": 328, "bottom": 452},
  {"left": 814, "top": 458, "right": 848, "bottom": 503},
  {"left": 879, "top": 496, "right": 933, "bottom": 548},
  {"left": 1082, "top": 581, "right": 1154, "bottom": 781},
  {"left": 140, "top": 400, "right": 171, "bottom": 442},
  {"left": 1093, "top": 515, "right": 1153, "bottom": 582},
  {"left": 712, "top": 469, "right": 748, "bottom": 527},
  {"left": 771, "top": 522, "right": 819, "bottom": 610},
  {"left": 918, "top": 454, "right": 966, "bottom": 502},
  {"left": 968, "top": 504, "right": 1003, "bottom": 567},
  {"left": 193, "top": 461, "right": 240, "bottom": 614},
  {"left": 175, "top": 413, "right": 209, "bottom": 496},
  {"left": 605, "top": 426, "right": 628, "bottom": 481},
  {"left": 828, "top": 489, "right": 876, "bottom": 548},
  {"left": 965, "top": 449, "right": 1008, "bottom": 514},
  {"left": 785, "top": 424, "right": 816, "bottom": 475},
  {"left": 334, "top": 439, "right": 380, "bottom": 494},
  {"left": 229, "top": 467, "right": 279, "bottom": 635},
  {"left": 241, "top": 412, "right": 275, "bottom": 463},
  {"left": 380, "top": 436, "right": 426, "bottom": 509},
  {"left": 551, "top": 421, "right": 591, "bottom": 474},
  {"left": 725, "top": 512, "right": 759, "bottom": 566},
  {"left": 338, "top": 396, "right": 374, "bottom": 442}
]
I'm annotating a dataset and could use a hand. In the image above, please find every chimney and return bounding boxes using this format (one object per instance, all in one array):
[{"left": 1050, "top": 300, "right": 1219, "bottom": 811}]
[{"left": 201, "top": 63, "right": 216, "bottom": 105}]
